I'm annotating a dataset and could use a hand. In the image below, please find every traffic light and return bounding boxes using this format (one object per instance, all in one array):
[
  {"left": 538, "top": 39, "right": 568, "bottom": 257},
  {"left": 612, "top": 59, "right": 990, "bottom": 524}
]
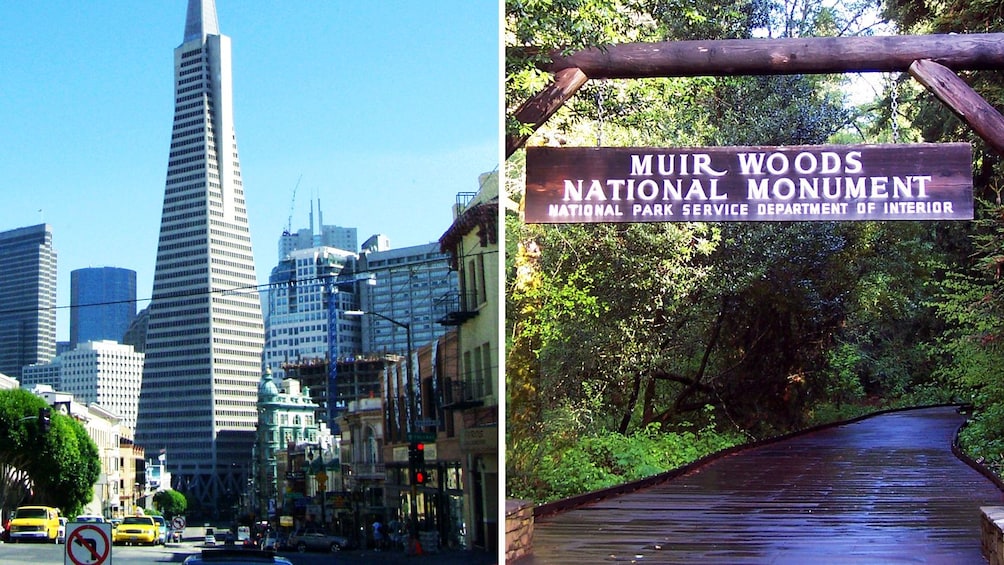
[
  {"left": 38, "top": 407, "right": 51, "bottom": 433},
  {"left": 408, "top": 441, "right": 426, "bottom": 485}
]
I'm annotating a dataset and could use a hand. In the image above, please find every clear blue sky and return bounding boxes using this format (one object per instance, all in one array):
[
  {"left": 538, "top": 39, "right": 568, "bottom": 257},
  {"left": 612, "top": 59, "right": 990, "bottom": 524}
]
[{"left": 0, "top": 1, "right": 500, "bottom": 341}]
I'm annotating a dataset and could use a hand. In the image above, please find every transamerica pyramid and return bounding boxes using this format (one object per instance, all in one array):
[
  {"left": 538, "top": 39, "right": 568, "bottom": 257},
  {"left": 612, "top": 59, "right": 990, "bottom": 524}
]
[{"left": 136, "top": 0, "right": 264, "bottom": 514}]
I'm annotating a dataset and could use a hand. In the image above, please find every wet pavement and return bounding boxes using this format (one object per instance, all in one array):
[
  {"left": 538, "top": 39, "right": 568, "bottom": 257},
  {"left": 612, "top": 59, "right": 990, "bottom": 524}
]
[{"left": 517, "top": 406, "right": 1004, "bottom": 564}]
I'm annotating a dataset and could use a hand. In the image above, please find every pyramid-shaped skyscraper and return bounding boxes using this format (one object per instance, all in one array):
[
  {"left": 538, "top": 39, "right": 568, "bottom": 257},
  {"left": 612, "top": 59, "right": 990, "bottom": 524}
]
[{"left": 136, "top": 0, "right": 264, "bottom": 512}]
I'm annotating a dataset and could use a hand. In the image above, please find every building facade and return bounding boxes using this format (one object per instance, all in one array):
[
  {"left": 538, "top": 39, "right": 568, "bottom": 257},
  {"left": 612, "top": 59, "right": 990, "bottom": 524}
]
[
  {"left": 22, "top": 340, "right": 144, "bottom": 431},
  {"left": 252, "top": 370, "right": 326, "bottom": 528},
  {"left": 61, "top": 341, "right": 144, "bottom": 431},
  {"left": 264, "top": 246, "right": 363, "bottom": 383},
  {"left": 20, "top": 359, "right": 62, "bottom": 390},
  {"left": 356, "top": 241, "right": 458, "bottom": 357},
  {"left": 135, "top": 0, "right": 265, "bottom": 514},
  {"left": 70, "top": 267, "right": 137, "bottom": 347},
  {"left": 435, "top": 171, "right": 500, "bottom": 552},
  {"left": 0, "top": 224, "right": 57, "bottom": 380}
]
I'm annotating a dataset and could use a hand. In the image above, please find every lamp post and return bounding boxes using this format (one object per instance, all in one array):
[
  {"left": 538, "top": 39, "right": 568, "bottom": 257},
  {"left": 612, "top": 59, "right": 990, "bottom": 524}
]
[
  {"left": 344, "top": 308, "right": 418, "bottom": 549},
  {"left": 344, "top": 310, "right": 414, "bottom": 432},
  {"left": 324, "top": 273, "right": 376, "bottom": 432}
]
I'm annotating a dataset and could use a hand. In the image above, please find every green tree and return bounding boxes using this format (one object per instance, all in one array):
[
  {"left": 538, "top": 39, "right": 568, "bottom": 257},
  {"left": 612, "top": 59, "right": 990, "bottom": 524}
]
[
  {"left": 154, "top": 489, "right": 188, "bottom": 518},
  {"left": 0, "top": 389, "right": 100, "bottom": 518},
  {"left": 881, "top": 0, "right": 1004, "bottom": 476}
]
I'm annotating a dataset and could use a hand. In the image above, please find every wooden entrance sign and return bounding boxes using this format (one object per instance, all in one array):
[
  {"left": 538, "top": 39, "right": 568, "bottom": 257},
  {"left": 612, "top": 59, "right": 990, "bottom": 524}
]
[{"left": 524, "top": 143, "right": 973, "bottom": 223}]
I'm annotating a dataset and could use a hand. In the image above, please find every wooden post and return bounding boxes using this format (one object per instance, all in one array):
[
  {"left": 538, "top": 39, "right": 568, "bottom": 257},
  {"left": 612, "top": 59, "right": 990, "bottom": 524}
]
[
  {"left": 909, "top": 58, "right": 1004, "bottom": 156},
  {"left": 506, "top": 67, "right": 588, "bottom": 158},
  {"left": 545, "top": 33, "right": 1004, "bottom": 78},
  {"left": 507, "top": 32, "right": 1004, "bottom": 158}
]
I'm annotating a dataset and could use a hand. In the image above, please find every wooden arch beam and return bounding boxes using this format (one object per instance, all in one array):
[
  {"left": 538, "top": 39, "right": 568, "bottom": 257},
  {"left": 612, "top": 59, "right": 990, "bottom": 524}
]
[{"left": 507, "top": 32, "right": 1004, "bottom": 158}]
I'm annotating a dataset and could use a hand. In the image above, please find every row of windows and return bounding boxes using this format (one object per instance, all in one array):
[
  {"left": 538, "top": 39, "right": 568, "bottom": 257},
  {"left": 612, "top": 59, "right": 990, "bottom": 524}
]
[
  {"left": 170, "top": 136, "right": 204, "bottom": 151},
  {"left": 209, "top": 228, "right": 250, "bottom": 242},
  {"left": 206, "top": 247, "right": 254, "bottom": 264},
  {"left": 176, "top": 92, "right": 203, "bottom": 105},
  {"left": 176, "top": 83, "right": 205, "bottom": 95},
  {"left": 171, "top": 126, "right": 205, "bottom": 141},
  {"left": 209, "top": 238, "right": 251, "bottom": 253},
  {"left": 156, "top": 250, "right": 207, "bottom": 265},
  {"left": 164, "top": 180, "right": 206, "bottom": 195},
  {"left": 148, "top": 293, "right": 209, "bottom": 309},
  {"left": 163, "top": 210, "right": 208, "bottom": 225},
  {"left": 211, "top": 317, "right": 263, "bottom": 331},
  {"left": 163, "top": 204, "right": 206, "bottom": 218},
  {"left": 159, "top": 225, "right": 205, "bottom": 241},
  {"left": 169, "top": 154, "right": 208, "bottom": 168},
  {"left": 208, "top": 219, "right": 250, "bottom": 233},
  {"left": 164, "top": 173, "right": 212, "bottom": 187},
  {"left": 177, "top": 74, "right": 203, "bottom": 86},
  {"left": 173, "top": 115, "right": 205, "bottom": 130}
]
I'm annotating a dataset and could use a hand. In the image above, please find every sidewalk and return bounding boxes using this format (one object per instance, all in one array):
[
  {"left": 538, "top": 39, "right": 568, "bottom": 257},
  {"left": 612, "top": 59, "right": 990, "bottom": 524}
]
[{"left": 339, "top": 548, "right": 498, "bottom": 564}]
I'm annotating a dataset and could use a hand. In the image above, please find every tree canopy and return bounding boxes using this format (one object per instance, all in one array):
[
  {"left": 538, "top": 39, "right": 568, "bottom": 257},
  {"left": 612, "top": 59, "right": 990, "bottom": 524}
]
[{"left": 0, "top": 389, "right": 101, "bottom": 517}]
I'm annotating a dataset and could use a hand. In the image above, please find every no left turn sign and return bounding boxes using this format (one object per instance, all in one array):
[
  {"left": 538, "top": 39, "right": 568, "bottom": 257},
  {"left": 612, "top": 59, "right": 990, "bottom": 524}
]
[{"left": 64, "top": 522, "right": 112, "bottom": 565}]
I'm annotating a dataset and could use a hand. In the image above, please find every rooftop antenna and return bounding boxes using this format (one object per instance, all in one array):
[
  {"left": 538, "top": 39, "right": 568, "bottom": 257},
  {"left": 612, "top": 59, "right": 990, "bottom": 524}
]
[{"left": 285, "top": 174, "right": 302, "bottom": 235}]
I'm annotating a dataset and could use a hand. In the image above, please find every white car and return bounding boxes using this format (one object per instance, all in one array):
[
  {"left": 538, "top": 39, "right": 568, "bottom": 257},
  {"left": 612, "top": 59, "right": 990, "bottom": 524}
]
[
  {"left": 74, "top": 515, "right": 106, "bottom": 523},
  {"left": 56, "top": 518, "right": 67, "bottom": 544},
  {"left": 204, "top": 526, "right": 216, "bottom": 546}
]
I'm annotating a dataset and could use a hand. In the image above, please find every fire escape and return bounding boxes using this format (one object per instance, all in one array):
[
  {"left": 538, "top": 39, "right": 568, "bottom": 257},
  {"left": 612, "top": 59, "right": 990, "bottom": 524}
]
[{"left": 436, "top": 191, "right": 494, "bottom": 410}]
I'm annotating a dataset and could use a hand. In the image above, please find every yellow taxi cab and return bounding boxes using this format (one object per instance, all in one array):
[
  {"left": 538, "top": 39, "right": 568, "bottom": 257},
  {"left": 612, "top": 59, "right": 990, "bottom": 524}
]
[
  {"left": 113, "top": 515, "right": 158, "bottom": 545},
  {"left": 9, "top": 505, "right": 61, "bottom": 543}
]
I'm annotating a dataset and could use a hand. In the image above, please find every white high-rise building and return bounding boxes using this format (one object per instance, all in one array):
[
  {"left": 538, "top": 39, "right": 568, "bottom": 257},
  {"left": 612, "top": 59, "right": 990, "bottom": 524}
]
[
  {"left": 135, "top": 0, "right": 264, "bottom": 512},
  {"left": 61, "top": 341, "right": 144, "bottom": 432}
]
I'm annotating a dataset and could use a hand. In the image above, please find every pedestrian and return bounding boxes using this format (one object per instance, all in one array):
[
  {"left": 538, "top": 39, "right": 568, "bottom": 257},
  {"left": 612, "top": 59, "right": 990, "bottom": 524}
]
[{"left": 371, "top": 518, "right": 384, "bottom": 550}]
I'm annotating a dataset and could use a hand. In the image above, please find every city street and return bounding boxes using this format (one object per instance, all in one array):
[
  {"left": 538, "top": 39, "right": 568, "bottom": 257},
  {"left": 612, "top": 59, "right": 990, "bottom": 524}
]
[{"left": 0, "top": 539, "right": 498, "bottom": 564}]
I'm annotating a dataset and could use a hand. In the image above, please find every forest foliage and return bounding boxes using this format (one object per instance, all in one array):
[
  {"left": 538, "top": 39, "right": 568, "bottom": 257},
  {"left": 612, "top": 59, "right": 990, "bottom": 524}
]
[{"left": 506, "top": 0, "right": 1004, "bottom": 503}]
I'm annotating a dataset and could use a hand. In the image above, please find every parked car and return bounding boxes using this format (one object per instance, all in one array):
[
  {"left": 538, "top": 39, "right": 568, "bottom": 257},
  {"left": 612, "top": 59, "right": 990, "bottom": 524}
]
[
  {"left": 260, "top": 531, "right": 279, "bottom": 551},
  {"left": 56, "top": 518, "right": 67, "bottom": 544},
  {"left": 183, "top": 548, "right": 292, "bottom": 565},
  {"left": 8, "top": 506, "right": 61, "bottom": 543},
  {"left": 152, "top": 515, "right": 168, "bottom": 545},
  {"left": 205, "top": 526, "right": 217, "bottom": 546},
  {"left": 74, "top": 515, "right": 106, "bottom": 523},
  {"left": 287, "top": 528, "right": 348, "bottom": 553},
  {"left": 113, "top": 515, "right": 158, "bottom": 545}
]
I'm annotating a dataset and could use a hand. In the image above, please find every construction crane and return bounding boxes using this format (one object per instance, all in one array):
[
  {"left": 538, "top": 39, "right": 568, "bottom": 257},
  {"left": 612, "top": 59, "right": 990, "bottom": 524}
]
[{"left": 284, "top": 175, "right": 302, "bottom": 235}]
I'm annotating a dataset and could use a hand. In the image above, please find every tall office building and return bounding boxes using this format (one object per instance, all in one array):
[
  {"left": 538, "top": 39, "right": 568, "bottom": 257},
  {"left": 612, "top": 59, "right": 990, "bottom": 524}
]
[
  {"left": 70, "top": 267, "right": 137, "bottom": 346},
  {"left": 263, "top": 246, "right": 362, "bottom": 381},
  {"left": 356, "top": 240, "right": 458, "bottom": 356},
  {"left": 135, "top": 0, "right": 264, "bottom": 511},
  {"left": 0, "top": 224, "right": 57, "bottom": 379},
  {"left": 278, "top": 200, "right": 358, "bottom": 258}
]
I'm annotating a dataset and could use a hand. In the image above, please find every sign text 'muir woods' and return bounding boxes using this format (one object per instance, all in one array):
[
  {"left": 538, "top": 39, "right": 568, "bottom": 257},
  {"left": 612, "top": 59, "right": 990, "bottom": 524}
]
[{"left": 524, "top": 144, "right": 973, "bottom": 223}]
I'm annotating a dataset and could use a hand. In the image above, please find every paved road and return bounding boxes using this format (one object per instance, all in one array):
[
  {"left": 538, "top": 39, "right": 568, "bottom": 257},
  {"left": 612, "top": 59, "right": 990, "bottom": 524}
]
[
  {"left": 0, "top": 538, "right": 496, "bottom": 564},
  {"left": 518, "top": 406, "right": 1004, "bottom": 564}
]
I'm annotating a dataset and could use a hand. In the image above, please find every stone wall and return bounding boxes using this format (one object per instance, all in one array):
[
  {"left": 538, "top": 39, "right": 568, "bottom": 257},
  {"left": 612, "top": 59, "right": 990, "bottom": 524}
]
[
  {"left": 982, "top": 506, "right": 1004, "bottom": 565},
  {"left": 505, "top": 499, "right": 534, "bottom": 562}
]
